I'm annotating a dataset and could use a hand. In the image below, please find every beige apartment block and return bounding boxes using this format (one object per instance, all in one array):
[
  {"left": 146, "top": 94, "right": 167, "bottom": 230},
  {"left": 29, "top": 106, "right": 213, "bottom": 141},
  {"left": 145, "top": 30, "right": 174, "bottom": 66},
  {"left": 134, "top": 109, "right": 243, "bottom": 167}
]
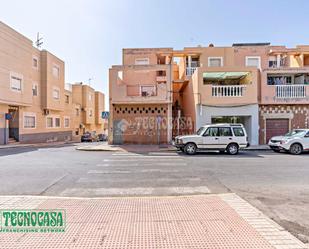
[
  {"left": 0, "top": 21, "right": 106, "bottom": 145},
  {"left": 109, "top": 43, "right": 309, "bottom": 145},
  {"left": 71, "top": 83, "right": 107, "bottom": 137}
]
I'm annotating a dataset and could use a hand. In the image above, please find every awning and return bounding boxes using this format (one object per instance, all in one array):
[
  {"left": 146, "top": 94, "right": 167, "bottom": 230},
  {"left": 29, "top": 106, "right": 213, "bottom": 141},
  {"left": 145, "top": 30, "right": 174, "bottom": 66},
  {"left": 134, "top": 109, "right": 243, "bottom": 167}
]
[{"left": 203, "top": 72, "right": 249, "bottom": 80}]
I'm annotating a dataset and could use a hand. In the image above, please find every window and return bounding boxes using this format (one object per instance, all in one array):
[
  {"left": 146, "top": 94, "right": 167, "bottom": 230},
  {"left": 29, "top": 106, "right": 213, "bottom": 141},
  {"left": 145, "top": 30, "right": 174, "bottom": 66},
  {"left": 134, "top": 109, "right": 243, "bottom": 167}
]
[
  {"left": 64, "top": 117, "right": 70, "bottom": 128},
  {"left": 55, "top": 118, "right": 60, "bottom": 127},
  {"left": 135, "top": 58, "right": 149, "bottom": 65},
  {"left": 52, "top": 65, "right": 60, "bottom": 78},
  {"left": 208, "top": 57, "right": 223, "bottom": 67},
  {"left": 32, "top": 84, "right": 38, "bottom": 96},
  {"left": 76, "top": 108, "right": 80, "bottom": 116},
  {"left": 24, "top": 114, "right": 36, "bottom": 129},
  {"left": 46, "top": 117, "right": 53, "bottom": 128},
  {"left": 89, "top": 109, "right": 93, "bottom": 117},
  {"left": 204, "top": 127, "right": 219, "bottom": 136},
  {"left": 89, "top": 93, "right": 92, "bottom": 101},
  {"left": 219, "top": 127, "right": 232, "bottom": 136},
  {"left": 65, "top": 94, "right": 69, "bottom": 103},
  {"left": 246, "top": 56, "right": 261, "bottom": 68},
  {"left": 10, "top": 73, "right": 22, "bottom": 91},
  {"left": 32, "top": 56, "right": 38, "bottom": 69},
  {"left": 53, "top": 87, "right": 60, "bottom": 100},
  {"left": 233, "top": 127, "right": 245, "bottom": 136}
]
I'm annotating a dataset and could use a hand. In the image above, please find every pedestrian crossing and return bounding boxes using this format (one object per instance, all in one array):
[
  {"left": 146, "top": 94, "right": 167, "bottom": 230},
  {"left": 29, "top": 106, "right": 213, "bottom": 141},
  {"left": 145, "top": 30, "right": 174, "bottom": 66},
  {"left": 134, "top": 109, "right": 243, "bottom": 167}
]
[{"left": 61, "top": 151, "right": 211, "bottom": 197}]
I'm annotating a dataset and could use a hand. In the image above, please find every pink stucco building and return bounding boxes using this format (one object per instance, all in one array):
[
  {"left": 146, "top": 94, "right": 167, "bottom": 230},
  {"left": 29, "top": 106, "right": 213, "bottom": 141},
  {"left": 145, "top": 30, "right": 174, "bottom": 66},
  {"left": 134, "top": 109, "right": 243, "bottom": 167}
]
[{"left": 109, "top": 43, "right": 309, "bottom": 145}]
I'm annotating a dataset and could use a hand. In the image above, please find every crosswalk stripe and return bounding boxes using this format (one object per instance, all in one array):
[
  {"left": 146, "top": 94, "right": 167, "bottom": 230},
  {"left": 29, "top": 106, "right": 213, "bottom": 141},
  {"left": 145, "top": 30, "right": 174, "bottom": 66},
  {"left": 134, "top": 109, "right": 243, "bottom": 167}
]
[
  {"left": 61, "top": 186, "right": 211, "bottom": 196},
  {"left": 97, "top": 162, "right": 187, "bottom": 167}
]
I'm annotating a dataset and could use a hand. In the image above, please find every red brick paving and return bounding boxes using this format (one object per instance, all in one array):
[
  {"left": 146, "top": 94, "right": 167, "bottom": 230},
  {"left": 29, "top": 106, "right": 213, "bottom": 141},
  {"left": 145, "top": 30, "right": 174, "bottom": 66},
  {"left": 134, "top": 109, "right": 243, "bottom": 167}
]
[{"left": 0, "top": 195, "right": 278, "bottom": 249}]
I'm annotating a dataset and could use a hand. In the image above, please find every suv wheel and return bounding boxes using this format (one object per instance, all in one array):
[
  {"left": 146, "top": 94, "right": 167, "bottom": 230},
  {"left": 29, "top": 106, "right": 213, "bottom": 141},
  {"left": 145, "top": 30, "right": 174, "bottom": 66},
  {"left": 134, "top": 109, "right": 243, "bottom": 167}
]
[
  {"left": 184, "top": 143, "right": 197, "bottom": 155},
  {"left": 289, "top": 143, "right": 303, "bottom": 155},
  {"left": 226, "top": 143, "right": 239, "bottom": 155}
]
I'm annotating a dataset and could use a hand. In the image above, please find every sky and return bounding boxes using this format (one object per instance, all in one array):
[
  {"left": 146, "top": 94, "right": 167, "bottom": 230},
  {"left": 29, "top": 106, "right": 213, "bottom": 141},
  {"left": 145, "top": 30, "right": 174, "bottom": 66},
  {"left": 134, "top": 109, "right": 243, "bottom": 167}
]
[{"left": 1, "top": 0, "right": 309, "bottom": 109}]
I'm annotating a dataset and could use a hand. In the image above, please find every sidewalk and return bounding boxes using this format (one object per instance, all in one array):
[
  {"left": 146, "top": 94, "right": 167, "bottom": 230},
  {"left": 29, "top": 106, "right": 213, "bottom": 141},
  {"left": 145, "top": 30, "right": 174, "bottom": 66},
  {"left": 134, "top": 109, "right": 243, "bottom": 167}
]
[
  {"left": 0, "top": 194, "right": 306, "bottom": 249},
  {"left": 0, "top": 141, "right": 78, "bottom": 150}
]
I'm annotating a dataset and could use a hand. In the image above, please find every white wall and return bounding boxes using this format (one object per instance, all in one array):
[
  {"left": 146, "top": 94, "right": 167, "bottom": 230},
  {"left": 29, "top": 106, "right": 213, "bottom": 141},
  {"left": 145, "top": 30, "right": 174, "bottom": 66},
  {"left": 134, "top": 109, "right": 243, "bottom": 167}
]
[{"left": 195, "top": 104, "right": 259, "bottom": 145}]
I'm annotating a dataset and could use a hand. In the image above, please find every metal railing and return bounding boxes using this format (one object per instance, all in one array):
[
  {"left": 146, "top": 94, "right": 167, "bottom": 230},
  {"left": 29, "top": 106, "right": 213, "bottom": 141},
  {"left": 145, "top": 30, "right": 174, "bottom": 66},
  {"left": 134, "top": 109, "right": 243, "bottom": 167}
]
[
  {"left": 212, "top": 85, "right": 246, "bottom": 97},
  {"left": 275, "top": 84, "right": 306, "bottom": 98},
  {"left": 186, "top": 67, "right": 197, "bottom": 76}
]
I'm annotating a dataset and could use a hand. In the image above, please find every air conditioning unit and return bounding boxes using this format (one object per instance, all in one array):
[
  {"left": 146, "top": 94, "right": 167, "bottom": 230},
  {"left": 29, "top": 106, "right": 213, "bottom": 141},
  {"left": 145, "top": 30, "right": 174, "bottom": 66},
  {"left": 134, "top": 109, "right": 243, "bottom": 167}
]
[
  {"left": 43, "top": 109, "right": 50, "bottom": 115},
  {"left": 141, "top": 91, "right": 148, "bottom": 97}
]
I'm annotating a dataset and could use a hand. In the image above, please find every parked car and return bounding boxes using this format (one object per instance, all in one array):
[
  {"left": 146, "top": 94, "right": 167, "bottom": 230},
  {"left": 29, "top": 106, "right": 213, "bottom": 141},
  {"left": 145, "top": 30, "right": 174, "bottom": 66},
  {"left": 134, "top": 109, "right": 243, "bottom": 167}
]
[
  {"left": 98, "top": 134, "right": 108, "bottom": 141},
  {"left": 81, "top": 132, "right": 99, "bottom": 142},
  {"left": 173, "top": 123, "right": 249, "bottom": 155},
  {"left": 268, "top": 129, "right": 309, "bottom": 155}
]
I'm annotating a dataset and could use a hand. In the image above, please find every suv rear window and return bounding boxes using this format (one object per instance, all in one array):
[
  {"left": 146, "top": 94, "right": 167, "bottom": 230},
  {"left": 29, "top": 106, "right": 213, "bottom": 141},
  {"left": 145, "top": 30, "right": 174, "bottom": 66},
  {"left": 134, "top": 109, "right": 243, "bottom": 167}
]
[{"left": 233, "top": 127, "right": 245, "bottom": 136}]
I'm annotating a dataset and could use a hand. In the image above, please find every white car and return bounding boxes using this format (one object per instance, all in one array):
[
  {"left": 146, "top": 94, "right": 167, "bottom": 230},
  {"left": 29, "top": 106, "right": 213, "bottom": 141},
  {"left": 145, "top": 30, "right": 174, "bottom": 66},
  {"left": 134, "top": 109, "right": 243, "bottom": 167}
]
[
  {"left": 173, "top": 124, "right": 249, "bottom": 155},
  {"left": 268, "top": 129, "right": 309, "bottom": 155}
]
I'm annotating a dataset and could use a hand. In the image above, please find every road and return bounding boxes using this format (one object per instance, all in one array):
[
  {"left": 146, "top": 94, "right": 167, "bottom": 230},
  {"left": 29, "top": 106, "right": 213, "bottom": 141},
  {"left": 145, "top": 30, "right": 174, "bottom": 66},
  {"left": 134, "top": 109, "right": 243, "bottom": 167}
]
[{"left": 0, "top": 143, "right": 308, "bottom": 243}]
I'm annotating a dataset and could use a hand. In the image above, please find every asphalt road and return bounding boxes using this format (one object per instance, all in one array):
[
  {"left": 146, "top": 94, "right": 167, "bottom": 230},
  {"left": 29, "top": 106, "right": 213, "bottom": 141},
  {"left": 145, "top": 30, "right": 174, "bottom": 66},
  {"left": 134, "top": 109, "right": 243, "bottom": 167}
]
[{"left": 0, "top": 144, "right": 308, "bottom": 243}]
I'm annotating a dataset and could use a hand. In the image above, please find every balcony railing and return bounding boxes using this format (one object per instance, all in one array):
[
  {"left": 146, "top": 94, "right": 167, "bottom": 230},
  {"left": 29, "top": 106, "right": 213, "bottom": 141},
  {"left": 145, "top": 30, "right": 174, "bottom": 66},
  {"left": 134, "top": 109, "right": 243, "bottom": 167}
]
[
  {"left": 212, "top": 85, "right": 246, "bottom": 97},
  {"left": 275, "top": 85, "right": 306, "bottom": 98},
  {"left": 186, "top": 67, "right": 197, "bottom": 76}
]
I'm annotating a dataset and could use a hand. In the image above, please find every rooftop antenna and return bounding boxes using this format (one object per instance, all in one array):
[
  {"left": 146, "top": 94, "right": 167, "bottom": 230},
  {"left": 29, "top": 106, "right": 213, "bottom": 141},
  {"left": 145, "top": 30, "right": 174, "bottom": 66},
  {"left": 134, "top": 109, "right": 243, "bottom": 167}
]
[
  {"left": 88, "top": 78, "right": 94, "bottom": 87},
  {"left": 35, "top": 32, "right": 43, "bottom": 49}
]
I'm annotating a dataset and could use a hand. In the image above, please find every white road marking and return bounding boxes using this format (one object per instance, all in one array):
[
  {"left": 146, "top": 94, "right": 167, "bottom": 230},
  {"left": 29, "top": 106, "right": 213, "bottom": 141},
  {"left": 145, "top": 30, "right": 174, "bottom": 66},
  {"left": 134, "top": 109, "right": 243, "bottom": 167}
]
[
  {"left": 61, "top": 186, "right": 211, "bottom": 196},
  {"left": 88, "top": 169, "right": 181, "bottom": 174},
  {"left": 110, "top": 155, "right": 180, "bottom": 158},
  {"left": 97, "top": 162, "right": 187, "bottom": 167},
  {"left": 88, "top": 170, "right": 131, "bottom": 174},
  {"left": 76, "top": 177, "right": 201, "bottom": 183},
  {"left": 103, "top": 158, "right": 183, "bottom": 162}
]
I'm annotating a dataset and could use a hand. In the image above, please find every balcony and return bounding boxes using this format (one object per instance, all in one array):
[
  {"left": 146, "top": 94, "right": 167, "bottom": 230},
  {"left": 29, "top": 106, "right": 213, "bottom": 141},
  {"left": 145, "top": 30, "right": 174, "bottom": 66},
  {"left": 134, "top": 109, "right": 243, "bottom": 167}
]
[
  {"left": 199, "top": 84, "right": 257, "bottom": 106},
  {"left": 110, "top": 64, "right": 172, "bottom": 104},
  {"left": 261, "top": 84, "right": 309, "bottom": 104},
  {"left": 275, "top": 85, "right": 307, "bottom": 98},
  {"left": 111, "top": 82, "right": 170, "bottom": 104},
  {"left": 186, "top": 67, "right": 197, "bottom": 76},
  {"left": 212, "top": 85, "right": 246, "bottom": 97},
  {"left": 127, "top": 85, "right": 157, "bottom": 97}
]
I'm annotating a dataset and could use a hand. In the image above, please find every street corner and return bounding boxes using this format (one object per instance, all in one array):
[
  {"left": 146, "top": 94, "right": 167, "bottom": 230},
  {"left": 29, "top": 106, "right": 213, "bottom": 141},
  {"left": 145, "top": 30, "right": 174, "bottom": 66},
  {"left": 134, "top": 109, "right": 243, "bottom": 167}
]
[{"left": 0, "top": 194, "right": 307, "bottom": 249}]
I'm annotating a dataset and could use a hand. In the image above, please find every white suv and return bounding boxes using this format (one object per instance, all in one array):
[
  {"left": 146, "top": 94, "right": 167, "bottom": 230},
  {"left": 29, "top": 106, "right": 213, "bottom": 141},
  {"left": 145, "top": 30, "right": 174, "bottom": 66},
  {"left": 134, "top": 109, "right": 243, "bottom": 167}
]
[
  {"left": 268, "top": 129, "right": 309, "bottom": 155},
  {"left": 174, "top": 124, "right": 249, "bottom": 155}
]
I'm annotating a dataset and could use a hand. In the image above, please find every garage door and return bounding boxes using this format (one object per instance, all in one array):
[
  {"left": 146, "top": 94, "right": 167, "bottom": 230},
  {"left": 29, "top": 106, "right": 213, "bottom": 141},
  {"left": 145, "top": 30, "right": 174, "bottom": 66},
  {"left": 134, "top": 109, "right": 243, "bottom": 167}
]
[{"left": 266, "top": 119, "right": 289, "bottom": 143}]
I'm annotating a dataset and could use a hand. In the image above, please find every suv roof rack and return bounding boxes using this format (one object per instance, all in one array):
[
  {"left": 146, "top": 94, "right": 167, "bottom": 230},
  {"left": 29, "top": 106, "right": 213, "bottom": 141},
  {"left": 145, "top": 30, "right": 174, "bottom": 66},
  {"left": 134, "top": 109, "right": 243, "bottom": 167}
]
[{"left": 203, "top": 123, "right": 244, "bottom": 127}]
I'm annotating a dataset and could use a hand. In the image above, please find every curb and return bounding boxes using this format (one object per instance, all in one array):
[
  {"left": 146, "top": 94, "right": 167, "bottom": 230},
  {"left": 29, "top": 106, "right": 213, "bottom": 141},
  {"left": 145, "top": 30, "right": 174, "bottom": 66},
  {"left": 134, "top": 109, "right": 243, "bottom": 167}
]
[{"left": 75, "top": 146, "right": 122, "bottom": 152}]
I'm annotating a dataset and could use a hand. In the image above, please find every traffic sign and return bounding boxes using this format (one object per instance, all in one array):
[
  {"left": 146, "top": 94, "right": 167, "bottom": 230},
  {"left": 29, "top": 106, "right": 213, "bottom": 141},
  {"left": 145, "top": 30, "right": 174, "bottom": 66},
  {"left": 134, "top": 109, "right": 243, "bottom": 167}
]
[{"left": 101, "top": 111, "right": 109, "bottom": 119}]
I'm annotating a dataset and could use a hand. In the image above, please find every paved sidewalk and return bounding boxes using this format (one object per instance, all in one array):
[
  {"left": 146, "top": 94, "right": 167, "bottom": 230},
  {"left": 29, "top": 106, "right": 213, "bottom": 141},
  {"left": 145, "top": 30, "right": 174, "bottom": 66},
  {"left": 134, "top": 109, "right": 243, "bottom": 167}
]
[
  {"left": 0, "top": 141, "right": 78, "bottom": 150},
  {"left": 0, "top": 194, "right": 306, "bottom": 249}
]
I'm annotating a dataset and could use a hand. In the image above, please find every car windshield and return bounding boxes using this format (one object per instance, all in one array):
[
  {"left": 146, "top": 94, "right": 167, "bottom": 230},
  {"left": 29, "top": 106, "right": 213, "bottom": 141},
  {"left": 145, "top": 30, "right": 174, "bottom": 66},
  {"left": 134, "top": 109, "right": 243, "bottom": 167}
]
[
  {"left": 285, "top": 130, "right": 306, "bottom": 137},
  {"left": 196, "top": 127, "right": 206, "bottom": 135}
]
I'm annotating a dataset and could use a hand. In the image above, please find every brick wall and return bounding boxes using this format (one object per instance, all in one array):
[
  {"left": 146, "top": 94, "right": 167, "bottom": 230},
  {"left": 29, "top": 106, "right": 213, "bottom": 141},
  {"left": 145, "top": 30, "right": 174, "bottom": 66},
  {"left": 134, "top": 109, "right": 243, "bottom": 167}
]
[{"left": 259, "top": 105, "right": 309, "bottom": 144}]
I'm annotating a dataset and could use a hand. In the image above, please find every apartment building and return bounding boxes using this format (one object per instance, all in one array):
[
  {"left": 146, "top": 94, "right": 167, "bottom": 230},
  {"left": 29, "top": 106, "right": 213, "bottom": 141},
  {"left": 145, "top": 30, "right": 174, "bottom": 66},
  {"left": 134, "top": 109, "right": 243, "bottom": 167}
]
[
  {"left": 109, "top": 48, "right": 173, "bottom": 144},
  {"left": 109, "top": 44, "right": 309, "bottom": 145},
  {"left": 71, "top": 83, "right": 106, "bottom": 137},
  {"left": 0, "top": 21, "right": 106, "bottom": 145}
]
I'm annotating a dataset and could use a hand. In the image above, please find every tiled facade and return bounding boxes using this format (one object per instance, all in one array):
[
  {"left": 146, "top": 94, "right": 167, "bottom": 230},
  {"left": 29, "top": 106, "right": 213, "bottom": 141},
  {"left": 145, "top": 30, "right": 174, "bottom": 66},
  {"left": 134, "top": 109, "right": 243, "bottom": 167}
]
[
  {"left": 0, "top": 21, "right": 106, "bottom": 145},
  {"left": 109, "top": 44, "right": 309, "bottom": 145}
]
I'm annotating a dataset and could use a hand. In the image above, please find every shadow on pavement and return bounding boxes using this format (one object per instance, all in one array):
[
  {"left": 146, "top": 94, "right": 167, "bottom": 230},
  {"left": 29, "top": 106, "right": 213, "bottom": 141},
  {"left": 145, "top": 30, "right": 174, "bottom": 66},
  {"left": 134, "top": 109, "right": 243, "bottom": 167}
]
[{"left": 0, "top": 147, "right": 39, "bottom": 157}]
